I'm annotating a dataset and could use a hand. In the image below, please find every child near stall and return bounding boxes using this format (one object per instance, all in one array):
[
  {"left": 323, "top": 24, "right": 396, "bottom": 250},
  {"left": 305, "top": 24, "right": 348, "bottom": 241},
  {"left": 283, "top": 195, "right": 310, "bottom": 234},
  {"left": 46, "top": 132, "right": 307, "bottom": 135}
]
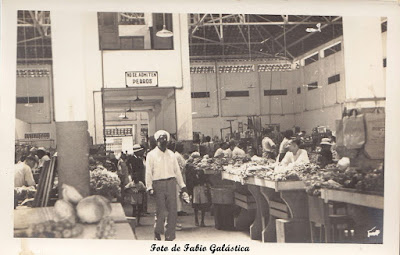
[
  {"left": 191, "top": 169, "right": 211, "bottom": 227},
  {"left": 124, "top": 173, "right": 146, "bottom": 225}
]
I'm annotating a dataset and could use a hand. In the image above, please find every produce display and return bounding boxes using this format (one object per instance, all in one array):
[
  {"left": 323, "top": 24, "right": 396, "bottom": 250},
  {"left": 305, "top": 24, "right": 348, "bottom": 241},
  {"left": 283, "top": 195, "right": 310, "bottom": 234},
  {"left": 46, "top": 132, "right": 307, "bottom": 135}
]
[
  {"left": 18, "top": 184, "right": 116, "bottom": 239},
  {"left": 24, "top": 219, "right": 84, "bottom": 238},
  {"left": 219, "top": 152, "right": 384, "bottom": 196},
  {"left": 90, "top": 166, "right": 121, "bottom": 199},
  {"left": 304, "top": 164, "right": 384, "bottom": 196},
  {"left": 14, "top": 186, "right": 37, "bottom": 202},
  {"left": 186, "top": 155, "right": 234, "bottom": 174}
]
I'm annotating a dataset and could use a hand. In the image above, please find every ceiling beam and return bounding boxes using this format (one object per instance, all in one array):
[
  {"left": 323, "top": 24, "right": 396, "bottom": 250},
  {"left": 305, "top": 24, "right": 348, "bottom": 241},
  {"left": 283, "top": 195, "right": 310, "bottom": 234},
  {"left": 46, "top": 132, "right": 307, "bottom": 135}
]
[
  {"left": 190, "top": 54, "right": 288, "bottom": 60},
  {"left": 203, "top": 14, "right": 238, "bottom": 23},
  {"left": 189, "top": 21, "right": 341, "bottom": 26},
  {"left": 192, "top": 35, "right": 274, "bottom": 58},
  {"left": 275, "top": 16, "right": 342, "bottom": 55},
  {"left": 191, "top": 14, "right": 208, "bottom": 36},
  {"left": 256, "top": 23, "right": 295, "bottom": 59},
  {"left": 274, "top": 16, "right": 312, "bottom": 41}
]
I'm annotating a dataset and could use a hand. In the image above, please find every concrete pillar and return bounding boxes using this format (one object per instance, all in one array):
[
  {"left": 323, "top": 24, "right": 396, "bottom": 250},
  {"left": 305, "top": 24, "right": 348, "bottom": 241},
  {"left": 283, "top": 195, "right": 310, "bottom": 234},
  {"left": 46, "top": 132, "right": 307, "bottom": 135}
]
[
  {"left": 148, "top": 110, "right": 157, "bottom": 137},
  {"left": 51, "top": 10, "right": 90, "bottom": 197},
  {"left": 342, "top": 17, "right": 385, "bottom": 109},
  {"left": 175, "top": 14, "right": 193, "bottom": 141}
]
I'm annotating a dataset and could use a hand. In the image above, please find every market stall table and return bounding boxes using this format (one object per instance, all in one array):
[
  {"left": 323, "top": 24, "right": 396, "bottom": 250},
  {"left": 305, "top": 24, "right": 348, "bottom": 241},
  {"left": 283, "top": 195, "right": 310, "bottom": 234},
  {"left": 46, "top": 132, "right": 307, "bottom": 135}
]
[
  {"left": 222, "top": 172, "right": 310, "bottom": 243},
  {"left": 320, "top": 188, "right": 383, "bottom": 209},
  {"left": 14, "top": 203, "right": 135, "bottom": 239},
  {"left": 320, "top": 188, "right": 384, "bottom": 243}
]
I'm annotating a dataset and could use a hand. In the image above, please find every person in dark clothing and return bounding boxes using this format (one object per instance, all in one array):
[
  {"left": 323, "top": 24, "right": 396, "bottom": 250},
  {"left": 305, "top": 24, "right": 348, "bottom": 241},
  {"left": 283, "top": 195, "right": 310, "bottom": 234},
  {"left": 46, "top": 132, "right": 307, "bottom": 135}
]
[{"left": 318, "top": 138, "right": 333, "bottom": 168}]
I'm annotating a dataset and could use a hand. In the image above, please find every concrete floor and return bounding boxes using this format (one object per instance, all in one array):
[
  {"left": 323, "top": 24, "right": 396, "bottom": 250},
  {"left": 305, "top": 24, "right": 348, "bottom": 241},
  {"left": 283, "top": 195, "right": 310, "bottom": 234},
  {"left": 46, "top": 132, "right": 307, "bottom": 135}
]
[{"left": 122, "top": 196, "right": 261, "bottom": 242}]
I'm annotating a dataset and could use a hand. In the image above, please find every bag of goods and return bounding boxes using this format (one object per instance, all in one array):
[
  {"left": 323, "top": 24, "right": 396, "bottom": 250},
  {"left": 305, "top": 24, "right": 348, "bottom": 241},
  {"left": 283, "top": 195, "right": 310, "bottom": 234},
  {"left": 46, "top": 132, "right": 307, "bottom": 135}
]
[
  {"left": 343, "top": 110, "right": 366, "bottom": 149},
  {"left": 62, "top": 184, "right": 83, "bottom": 204},
  {"left": 76, "top": 195, "right": 112, "bottom": 224},
  {"left": 54, "top": 199, "right": 77, "bottom": 224},
  {"left": 337, "top": 157, "right": 350, "bottom": 171}
]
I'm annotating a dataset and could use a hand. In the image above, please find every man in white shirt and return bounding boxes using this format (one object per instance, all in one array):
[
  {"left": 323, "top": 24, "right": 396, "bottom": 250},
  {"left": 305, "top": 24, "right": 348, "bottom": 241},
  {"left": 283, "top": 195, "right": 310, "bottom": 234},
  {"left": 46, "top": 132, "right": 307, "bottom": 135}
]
[
  {"left": 262, "top": 131, "right": 276, "bottom": 159},
  {"left": 278, "top": 138, "right": 310, "bottom": 169},
  {"left": 15, "top": 155, "right": 37, "bottom": 187},
  {"left": 146, "top": 130, "right": 188, "bottom": 241},
  {"left": 214, "top": 142, "right": 228, "bottom": 158}
]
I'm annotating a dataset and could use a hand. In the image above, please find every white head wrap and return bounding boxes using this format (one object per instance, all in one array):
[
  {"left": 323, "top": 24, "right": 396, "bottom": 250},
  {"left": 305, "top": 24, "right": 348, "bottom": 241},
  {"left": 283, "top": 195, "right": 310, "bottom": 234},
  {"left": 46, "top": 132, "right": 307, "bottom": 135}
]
[{"left": 154, "top": 130, "right": 170, "bottom": 141}]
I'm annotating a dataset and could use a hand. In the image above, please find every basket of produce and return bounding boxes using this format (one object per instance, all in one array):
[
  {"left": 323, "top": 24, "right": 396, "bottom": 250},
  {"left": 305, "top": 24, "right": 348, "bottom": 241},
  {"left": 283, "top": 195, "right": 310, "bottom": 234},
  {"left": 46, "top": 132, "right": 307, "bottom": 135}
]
[{"left": 89, "top": 166, "right": 121, "bottom": 200}]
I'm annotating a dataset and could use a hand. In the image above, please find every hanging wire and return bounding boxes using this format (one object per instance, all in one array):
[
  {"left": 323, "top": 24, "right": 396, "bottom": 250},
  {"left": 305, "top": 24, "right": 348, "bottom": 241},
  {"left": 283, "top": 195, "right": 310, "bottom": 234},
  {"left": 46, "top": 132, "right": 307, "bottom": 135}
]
[
  {"left": 22, "top": 11, "right": 32, "bottom": 107},
  {"left": 283, "top": 19, "right": 287, "bottom": 59},
  {"left": 280, "top": 72, "right": 284, "bottom": 115}
]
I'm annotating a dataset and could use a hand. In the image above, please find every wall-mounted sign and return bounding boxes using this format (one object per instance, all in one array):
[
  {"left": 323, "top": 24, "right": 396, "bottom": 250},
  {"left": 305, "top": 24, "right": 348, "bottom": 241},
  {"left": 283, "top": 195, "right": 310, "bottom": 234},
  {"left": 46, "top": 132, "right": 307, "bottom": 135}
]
[
  {"left": 25, "top": 133, "right": 50, "bottom": 140},
  {"left": 125, "top": 71, "right": 158, "bottom": 87}
]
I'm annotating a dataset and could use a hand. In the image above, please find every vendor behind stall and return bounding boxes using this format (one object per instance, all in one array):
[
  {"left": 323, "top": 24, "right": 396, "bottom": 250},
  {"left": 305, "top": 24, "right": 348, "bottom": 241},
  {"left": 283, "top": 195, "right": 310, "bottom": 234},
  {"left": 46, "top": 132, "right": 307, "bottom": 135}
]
[
  {"left": 276, "top": 138, "right": 309, "bottom": 170},
  {"left": 318, "top": 138, "right": 333, "bottom": 168},
  {"left": 277, "top": 130, "right": 294, "bottom": 162},
  {"left": 262, "top": 130, "right": 276, "bottom": 159},
  {"left": 232, "top": 141, "right": 246, "bottom": 159},
  {"left": 14, "top": 155, "right": 37, "bottom": 187},
  {"left": 37, "top": 147, "right": 50, "bottom": 172},
  {"left": 213, "top": 142, "right": 229, "bottom": 158}
]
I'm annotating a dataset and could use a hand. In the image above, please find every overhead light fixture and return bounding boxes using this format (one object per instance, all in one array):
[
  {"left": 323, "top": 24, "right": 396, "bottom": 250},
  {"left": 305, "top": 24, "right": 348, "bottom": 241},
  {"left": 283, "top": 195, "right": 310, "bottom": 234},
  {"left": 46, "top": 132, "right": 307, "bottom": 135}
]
[
  {"left": 119, "top": 113, "right": 125, "bottom": 118},
  {"left": 24, "top": 103, "right": 33, "bottom": 107},
  {"left": 127, "top": 100, "right": 133, "bottom": 112},
  {"left": 134, "top": 89, "right": 143, "bottom": 102},
  {"left": 122, "top": 111, "right": 129, "bottom": 120},
  {"left": 192, "top": 112, "right": 198, "bottom": 115},
  {"left": 306, "top": 23, "right": 321, "bottom": 33},
  {"left": 156, "top": 13, "right": 173, "bottom": 38}
]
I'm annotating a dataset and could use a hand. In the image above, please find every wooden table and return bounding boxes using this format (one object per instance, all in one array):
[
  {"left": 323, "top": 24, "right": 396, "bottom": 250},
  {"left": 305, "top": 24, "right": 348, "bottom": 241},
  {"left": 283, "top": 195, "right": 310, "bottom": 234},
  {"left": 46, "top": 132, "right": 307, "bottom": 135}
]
[
  {"left": 320, "top": 188, "right": 384, "bottom": 243},
  {"left": 222, "top": 172, "right": 309, "bottom": 243},
  {"left": 320, "top": 188, "right": 384, "bottom": 209},
  {"left": 14, "top": 203, "right": 136, "bottom": 240}
]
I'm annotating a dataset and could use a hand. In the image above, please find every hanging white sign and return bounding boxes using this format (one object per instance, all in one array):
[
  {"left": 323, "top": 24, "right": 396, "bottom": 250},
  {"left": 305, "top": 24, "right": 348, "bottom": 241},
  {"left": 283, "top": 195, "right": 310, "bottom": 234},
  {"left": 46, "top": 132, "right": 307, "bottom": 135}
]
[{"left": 125, "top": 71, "right": 158, "bottom": 87}]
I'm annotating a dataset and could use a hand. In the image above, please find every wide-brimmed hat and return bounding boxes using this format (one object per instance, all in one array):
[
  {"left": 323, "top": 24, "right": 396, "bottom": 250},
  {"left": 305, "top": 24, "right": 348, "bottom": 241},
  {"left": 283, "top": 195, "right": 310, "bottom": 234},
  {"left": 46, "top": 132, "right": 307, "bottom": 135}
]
[
  {"left": 320, "top": 138, "right": 332, "bottom": 146},
  {"left": 37, "top": 147, "right": 47, "bottom": 152},
  {"left": 132, "top": 144, "right": 144, "bottom": 153}
]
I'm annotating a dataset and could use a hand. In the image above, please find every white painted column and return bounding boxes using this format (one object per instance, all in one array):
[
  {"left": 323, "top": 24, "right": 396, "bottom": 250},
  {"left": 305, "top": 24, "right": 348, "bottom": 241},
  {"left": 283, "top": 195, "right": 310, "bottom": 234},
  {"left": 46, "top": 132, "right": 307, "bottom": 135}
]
[
  {"left": 175, "top": 14, "right": 193, "bottom": 141},
  {"left": 342, "top": 16, "right": 385, "bottom": 109},
  {"left": 51, "top": 10, "right": 90, "bottom": 197}
]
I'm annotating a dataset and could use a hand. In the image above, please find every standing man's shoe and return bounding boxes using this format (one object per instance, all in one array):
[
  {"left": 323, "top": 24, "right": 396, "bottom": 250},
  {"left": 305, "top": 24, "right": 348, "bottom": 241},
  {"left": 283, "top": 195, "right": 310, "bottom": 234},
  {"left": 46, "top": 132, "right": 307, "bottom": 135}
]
[{"left": 154, "top": 232, "right": 161, "bottom": 241}]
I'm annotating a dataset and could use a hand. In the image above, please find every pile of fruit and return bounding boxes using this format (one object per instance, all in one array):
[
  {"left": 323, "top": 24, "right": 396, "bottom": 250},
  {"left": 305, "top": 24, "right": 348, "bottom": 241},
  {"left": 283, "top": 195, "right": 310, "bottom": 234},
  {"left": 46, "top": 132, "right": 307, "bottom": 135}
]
[
  {"left": 304, "top": 164, "right": 384, "bottom": 196},
  {"left": 21, "top": 184, "right": 116, "bottom": 239},
  {"left": 186, "top": 155, "right": 243, "bottom": 174}
]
